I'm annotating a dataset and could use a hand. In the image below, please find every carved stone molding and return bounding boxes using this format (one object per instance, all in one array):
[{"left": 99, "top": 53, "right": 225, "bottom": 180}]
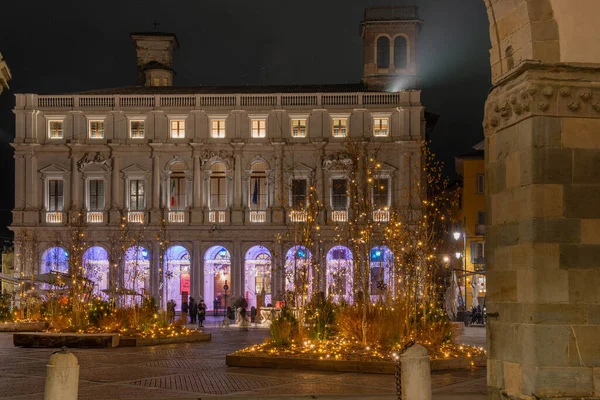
[
  {"left": 322, "top": 152, "right": 353, "bottom": 170},
  {"left": 77, "top": 152, "right": 111, "bottom": 171},
  {"left": 484, "top": 67, "right": 600, "bottom": 136}
]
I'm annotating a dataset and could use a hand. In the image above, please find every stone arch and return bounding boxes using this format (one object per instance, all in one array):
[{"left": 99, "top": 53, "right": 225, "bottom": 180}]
[
  {"left": 243, "top": 245, "right": 273, "bottom": 309},
  {"left": 203, "top": 245, "right": 232, "bottom": 312},
  {"left": 392, "top": 34, "right": 409, "bottom": 70}
]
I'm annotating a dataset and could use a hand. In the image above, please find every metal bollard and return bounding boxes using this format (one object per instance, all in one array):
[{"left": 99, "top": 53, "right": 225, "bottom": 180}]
[
  {"left": 400, "top": 343, "right": 432, "bottom": 400},
  {"left": 44, "top": 346, "right": 79, "bottom": 400}
]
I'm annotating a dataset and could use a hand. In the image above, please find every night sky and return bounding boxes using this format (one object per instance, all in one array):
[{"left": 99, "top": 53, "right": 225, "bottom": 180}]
[{"left": 0, "top": 0, "right": 491, "bottom": 239}]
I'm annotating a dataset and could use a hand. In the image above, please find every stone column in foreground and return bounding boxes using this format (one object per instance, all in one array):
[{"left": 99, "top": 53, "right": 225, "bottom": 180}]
[{"left": 485, "top": 64, "right": 600, "bottom": 399}]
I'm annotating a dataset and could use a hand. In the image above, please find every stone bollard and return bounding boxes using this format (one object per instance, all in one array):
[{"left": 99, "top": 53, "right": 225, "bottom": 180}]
[
  {"left": 400, "top": 344, "right": 432, "bottom": 400},
  {"left": 44, "top": 346, "right": 79, "bottom": 400}
]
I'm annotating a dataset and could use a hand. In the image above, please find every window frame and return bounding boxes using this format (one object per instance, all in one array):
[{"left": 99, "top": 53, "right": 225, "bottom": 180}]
[
  {"left": 331, "top": 115, "right": 350, "bottom": 138},
  {"left": 290, "top": 178, "right": 308, "bottom": 209},
  {"left": 393, "top": 34, "right": 409, "bottom": 70},
  {"left": 169, "top": 174, "right": 187, "bottom": 211},
  {"left": 129, "top": 119, "right": 146, "bottom": 139},
  {"left": 47, "top": 119, "right": 65, "bottom": 139},
  {"left": 169, "top": 118, "right": 186, "bottom": 139},
  {"left": 209, "top": 163, "right": 228, "bottom": 210},
  {"left": 128, "top": 179, "right": 146, "bottom": 211},
  {"left": 290, "top": 115, "right": 309, "bottom": 138},
  {"left": 476, "top": 174, "right": 485, "bottom": 194},
  {"left": 249, "top": 117, "right": 267, "bottom": 138},
  {"left": 87, "top": 179, "right": 105, "bottom": 211},
  {"left": 209, "top": 116, "right": 227, "bottom": 139},
  {"left": 372, "top": 177, "right": 391, "bottom": 209},
  {"left": 330, "top": 178, "right": 348, "bottom": 211},
  {"left": 47, "top": 179, "right": 64, "bottom": 212}
]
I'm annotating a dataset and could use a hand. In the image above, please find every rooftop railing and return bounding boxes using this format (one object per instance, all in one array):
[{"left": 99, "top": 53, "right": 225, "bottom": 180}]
[{"left": 31, "top": 91, "right": 417, "bottom": 110}]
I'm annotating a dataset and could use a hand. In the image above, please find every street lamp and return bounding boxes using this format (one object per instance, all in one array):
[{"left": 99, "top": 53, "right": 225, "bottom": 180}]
[
  {"left": 453, "top": 230, "right": 468, "bottom": 310},
  {"left": 443, "top": 255, "right": 450, "bottom": 263},
  {"left": 455, "top": 252, "right": 461, "bottom": 260}
]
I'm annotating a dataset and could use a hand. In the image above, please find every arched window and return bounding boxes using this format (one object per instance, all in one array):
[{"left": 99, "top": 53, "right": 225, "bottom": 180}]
[
  {"left": 250, "top": 161, "right": 268, "bottom": 210},
  {"left": 394, "top": 36, "right": 408, "bottom": 70},
  {"left": 169, "top": 161, "right": 187, "bottom": 211},
  {"left": 505, "top": 46, "right": 514, "bottom": 70},
  {"left": 377, "top": 37, "right": 390, "bottom": 69},
  {"left": 210, "top": 162, "right": 227, "bottom": 210}
]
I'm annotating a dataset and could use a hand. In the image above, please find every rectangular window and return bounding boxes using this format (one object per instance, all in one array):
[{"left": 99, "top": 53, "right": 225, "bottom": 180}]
[
  {"left": 373, "top": 178, "right": 389, "bottom": 209},
  {"left": 88, "top": 180, "right": 105, "bottom": 211},
  {"left": 331, "top": 179, "right": 348, "bottom": 211},
  {"left": 470, "top": 241, "right": 485, "bottom": 264},
  {"left": 130, "top": 120, "right": 145, "bottom": 139},
  {"left": 210, "top": 175, "right": 227, "bottom": 210},
  {"left": 169, "top": 176, "right": 186, "bottom": 210},
  {"left": 48, "top": 180, "right": 64, "bottom": 211},
  {"left": 373, "top": 118, "right": 389, "bottom": 137},
  {"left": 332, "top": 118, "right": 348, "bottom": 137},
  {"left": 211, "top": 119, "right": 226, "bottom": 138},
  {"left": 251, "top": 119, "right": 266, "bottom": 138},
  {"left": 477, "top": 211, "right": 485, "bottom": 226},
  {"left": 291, "top": 179, "right": 307, "bottom": 209},
  {"left": 250, "top": 176, "right": 268, "bottom": 210},
  {"left": 129, "top": 180, "right": 145, "bottom": 211},
  {"left": 89, "top": 120, "right": 105, "bottom": 139},
  {"left": 48, "top": 120, "right": 64, "bottom": 139},
  {"left": 476, "top": 174, "right": 485, "bottom": 194},
  {"left": 291, "top": 119, "right": 307, "bottom": 138},
  {"left": 170, "top": 120, "right": 185, "bottom": 138}
]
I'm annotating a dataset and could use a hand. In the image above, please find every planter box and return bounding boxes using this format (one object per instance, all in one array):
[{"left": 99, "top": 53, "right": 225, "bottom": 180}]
[
  {"left": 118, "top": 332, "right": 211, "bottom": 347},
  {"left": 14, "top": 332, "right": 119, "bottom": 348},
  {"left": 0, "top": 322, "right": 49, "bottom": 332},
  {"left": 226, "top": 353, "right": 486, "bottom": 375}
]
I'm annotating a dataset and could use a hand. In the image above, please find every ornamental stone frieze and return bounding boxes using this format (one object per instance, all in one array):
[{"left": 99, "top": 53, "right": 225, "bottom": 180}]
[
  {"left": 322, "top": 152, "right": 353, "bottom": 170},
  {"left": 199, "top": 149, "right": 233, "bottom": 169},
  {"left": 483, "top": 64, "right": 600, "bottom": 137},
  {"left": 76, "top": 152, "right": 111, "bottom": 171}
]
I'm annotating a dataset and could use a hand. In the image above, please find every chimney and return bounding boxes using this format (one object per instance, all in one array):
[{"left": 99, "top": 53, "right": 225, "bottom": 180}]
[{"left": 130, "top": 32, "right": 179, "bottom": 87}]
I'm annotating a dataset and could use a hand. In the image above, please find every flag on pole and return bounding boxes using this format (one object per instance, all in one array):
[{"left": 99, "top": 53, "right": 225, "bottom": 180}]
[
  {"left": 252, "top": 178, "right": 258, "bottom": 205},
  {"left": 170, "top": 179, "right": 176, "bottom": 207}
]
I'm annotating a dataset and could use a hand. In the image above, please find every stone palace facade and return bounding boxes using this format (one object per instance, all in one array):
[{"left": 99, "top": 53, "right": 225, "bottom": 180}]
[{"left": 11, "top": 6, "right": 426, "bottom": 311}]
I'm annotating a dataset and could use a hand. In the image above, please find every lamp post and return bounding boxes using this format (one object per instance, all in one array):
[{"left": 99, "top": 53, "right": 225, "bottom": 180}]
[
  {"left": 453, "top": 231, "right": 468, "bottom": 310},
  {"left": 223, "top": 280, "right": 229, "bottom": 320}
]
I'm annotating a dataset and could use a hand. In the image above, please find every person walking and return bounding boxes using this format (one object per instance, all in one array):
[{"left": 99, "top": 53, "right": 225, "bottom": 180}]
[
  {"left": 181, "top": 299, "right": 189, "bottom": 324},
  {"left": 189, "top": 297, "right": 198, "bottom": 324},
  {"left": 167, "top": 300, "right": 176, "bottom": 324},
  {"left": 198, "top": 299, "right": 206, "bottom": 328}
]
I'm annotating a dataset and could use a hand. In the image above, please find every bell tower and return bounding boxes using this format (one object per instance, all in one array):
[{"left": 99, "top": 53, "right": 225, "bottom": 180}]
[
  {"left": 130, "top": 31, "right": 179, "bottom": 87},
  {"left": 360, "top": 6, "right": 422, "bottom": 91}
]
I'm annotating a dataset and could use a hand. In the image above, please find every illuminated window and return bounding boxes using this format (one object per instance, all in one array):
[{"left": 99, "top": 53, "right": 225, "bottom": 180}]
[
  {"left": 48, "top": 180, "right": 64, "bottom": 211},
  {"left": 211, "top": 119, "right": 226, "bottom": 138},
  {"left": 48, "top": 120, "right": 64, "bottom": 139},
  {"left": 169, "top": 175, "right": 186, "bottom": 210},
  {"left": 130, "top": 120, "right": 145, "bottom": 139},
  {"left": 170, "top": 120, "right": 185, "bottom": 138},
  {"left": 291, "top": 119, "right": 307, "bottom": 138},
  {"left": 89, "top": 120, "right": 104, "bottom": 139},
  {"left": 373, "top": 118, "right": 389, "bottom": 137},
  {"left": 152, "top": 78, "right": 160, "bottom": 86},
  {"left": 291, "top": 179, "right": 307, "bottom": 209},
  {"left": 251, "top": 119, "right": 266, "bottom": 138},
  {"left": 372, "top": 178, "right": 389, "bottom": 209},
  {"left": 332, "top": 118, "right": 348, "bottom": 137}
]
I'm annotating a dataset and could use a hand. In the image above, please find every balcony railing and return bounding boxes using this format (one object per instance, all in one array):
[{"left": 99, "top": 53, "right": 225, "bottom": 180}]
[
  {"left": 208, "top": 211, "right": 226, "bottom": 223},
  {"left": 45, "top": 212, "right": 63, "bottom": 224},
  {"left": 127, "top": 211, "right": 144, "bottom": 224},
  {"left": 249, "top": 211, "right": 266, "bottom": 223},
  {"left": 290, "top": 210, "right": 307, "bottom": 223},
  {"left": 33, "top": 92, "right": 412, "bottom": 110},
  {"left": 332, "top": 210, "right": 348, "bottom": 223},
  {"left": 168, "top": 211, "right": 185, "bottom": 223},
  {"left": 373, "top": 209, "right": 390, "bottom": 223},
  {"left": 87, "top": 211, "right": 104, "bottom": 223}
]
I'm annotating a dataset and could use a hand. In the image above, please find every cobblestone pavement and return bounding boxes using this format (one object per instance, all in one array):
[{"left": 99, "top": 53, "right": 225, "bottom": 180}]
[{"left": 0, "top": 325, "right": 486, "bottom": 399}]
